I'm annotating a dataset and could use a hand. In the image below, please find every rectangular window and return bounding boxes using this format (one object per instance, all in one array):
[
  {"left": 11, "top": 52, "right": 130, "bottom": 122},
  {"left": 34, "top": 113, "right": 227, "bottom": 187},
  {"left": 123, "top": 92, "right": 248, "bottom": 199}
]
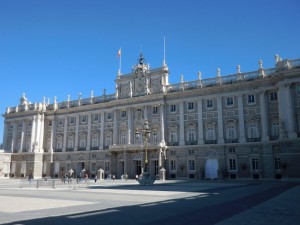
[
  {"left": 229, "top": 147, "right": 236, "bottom": 153},
  {"left": 170, "top": 160, "right": 177, "bottom": 171},
  {"left": 107, "top": 113, "right": 112, "bottom": 120},
  {"left": 81, "top": 116, "right": 87, "bottom": 123},
  {"left": 252, "top": 158, "right": 259, "bottom": 171},
  {"left": 227, "top": 97, "right": 234, "bottom": 106},
  {"left": 94, "top": 114, "right": 99, "bottom": 122},
  {"left": 270, "top": 91, "right": 278, "bottom": 101},
  {"left": 229, "top": 158, "right": 237, "bottom": 171},
  {"left": 170, "top": 104, "right": 176, "bottom": 112},
  {"left": 188, "top": 160, "right": 195, "bottom": 171},
  {"left": 58, "top": 119, "right": 64, "bottom": 126},
  {"left": 70, "top": 117, "right": 75, "bottom": 125},
  {"left": 105, "top": 162, "right": 110, "bottom": 172},
  {"left": 121, "top": 110, "right": 127, "bottom": 118},
  {"left": 275, "top": 158, "right": 281, "bottom": 170},
  {"left": 171, "top": 150, "right": 176, "bottom": 155},
  {"left": 207, "top": 99, "right": 213, "bottom": 108},
  {"left": 189, "top": 149, "right": 194, "bottom": 155},
  {"left": 91, "top": 163, "right": 96, "bottom": 172},
  {"left": 297, "top": 85, "right": 300, "bottom": 96},
  {"left": 153, "top": 106, "right": 158, "bottom": 114},
  {"left": 187, "top": 102, "right": 194, "bottom": 110},
  {"left": 248, "top": 94, "right": 255, "bottom": 104},
  {"left": 154, "top": 160, "right": 159, "bottom": 175}
]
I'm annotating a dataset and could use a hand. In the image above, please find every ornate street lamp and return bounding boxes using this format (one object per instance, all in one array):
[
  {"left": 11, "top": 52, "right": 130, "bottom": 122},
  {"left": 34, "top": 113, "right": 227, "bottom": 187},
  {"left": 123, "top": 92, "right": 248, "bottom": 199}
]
[{"left": 135, "top": 120, "right": 155, "bottom": 185}]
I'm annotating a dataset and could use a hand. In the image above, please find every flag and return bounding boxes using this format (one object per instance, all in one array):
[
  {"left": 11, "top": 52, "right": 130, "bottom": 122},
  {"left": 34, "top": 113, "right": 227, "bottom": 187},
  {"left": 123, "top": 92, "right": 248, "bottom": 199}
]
[{"left": 117, "top": 48, "right": 121, "bottom": 58}]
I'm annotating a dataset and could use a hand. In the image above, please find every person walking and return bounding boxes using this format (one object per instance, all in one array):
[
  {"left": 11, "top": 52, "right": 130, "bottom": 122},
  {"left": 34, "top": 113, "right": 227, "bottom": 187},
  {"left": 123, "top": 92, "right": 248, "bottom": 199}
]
[{"left": 94, "top": 175, "right": 98, "bottom": 183}]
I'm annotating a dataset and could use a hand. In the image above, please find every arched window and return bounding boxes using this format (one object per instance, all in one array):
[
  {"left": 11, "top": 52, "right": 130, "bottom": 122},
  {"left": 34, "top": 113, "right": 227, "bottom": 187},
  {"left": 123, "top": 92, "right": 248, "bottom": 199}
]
[
  {"left": 227, "top": 122, "right": 236, "bottom": 139},
  {"left": 271, "top": 121, "right": 279, "bottom": 138},
  {"left": 169, "top": 127, "right": 177, "bottom": 142},
  {"left": 248, "top": 121, "right": 259, "bottom": 138},
  {"left": 120, "top": 132, "right": 127, "bottom": 144},
  {"left": 105, "top": 132, "right": 112, "bottom": 146},
  {"left": 187, "top": 127, "right": 196, "bottom": 142},
  {"left": 92, "top": 133, "right": 99, "bottom": 147},
  {"left": 206, "top": 123, "right": 215, "bottom": 140}
]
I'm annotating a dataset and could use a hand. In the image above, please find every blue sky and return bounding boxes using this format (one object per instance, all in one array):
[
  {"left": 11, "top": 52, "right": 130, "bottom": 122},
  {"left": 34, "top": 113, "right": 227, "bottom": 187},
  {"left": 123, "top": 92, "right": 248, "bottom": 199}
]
[{"left": 1, "top": 0, "right": 300, "bottom": 144}]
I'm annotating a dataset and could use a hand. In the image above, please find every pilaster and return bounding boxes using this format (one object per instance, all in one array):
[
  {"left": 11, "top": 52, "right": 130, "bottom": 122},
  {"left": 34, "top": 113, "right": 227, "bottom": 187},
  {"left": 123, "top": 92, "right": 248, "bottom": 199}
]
[
  {"left": 63, "top": 115, "right": 68, "bottom": 152},
  {"left": 260, "top": 91, "right": 269, "bottom": 142},
  {"left": 197, "top": 99, "right": 204, "bottom": 144},
  {"left": 237, "top": 94, "right": 246, "bottom": 143},
  {"left": 87, "top": 113, "right": 92, "bottom": 150},
  {"left": 74, "top": 115, "right": 79, "bottom": 151},
  {"left": 217, "top": 96, "right": 224, "bottom": 144},
  {"left": 160, "top": 104, "right": 165, "bottom": 146},
  {"left": 179, "top": 102, "right": 185, "bottom": 146},
  {"left": 100, "top": 112, "right": 104, "bottom": 149}
]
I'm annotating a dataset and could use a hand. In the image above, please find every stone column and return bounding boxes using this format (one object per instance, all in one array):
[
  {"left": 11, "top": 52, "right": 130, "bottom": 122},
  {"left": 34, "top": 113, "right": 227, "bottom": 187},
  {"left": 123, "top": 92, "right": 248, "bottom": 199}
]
[
  {"left": 128, "top": 108, "right": 132, "bottom": 145},
  {"left": 217, "top": 96, "right": 224, "bottom": 144},
  {"left": 50, "top": 117, "right": 55, "bottom": 162},
  {"left": 278, "top": 83, "right": 297, "bottom": 138},
  {"left": 113, "top": 109, "right": 118, "bottom": 145},
  {"left": 260, "top": 91, "right": 269, "bottom": 141},
  {"left": 100, "top": 112, "right": 104, "bottom": 149},
  {"left": 179, "top": 102, "right": 185, "bottom": 146},
  {"left": 34, "top": 114, "right": 43, "bottom": 152},
  {"left": 12, "top": 121, "right": 17, "bottom": 152},
  {"left": 74, "top": 115, "right": 79, "bottom": 151},
  {"left": 38, "top": 114, "right": 45, "bottom": 152},
  {"left": 197, "top": 99, "right": 204, "bottom": 144},
  {"left": 87, "top": 113, "right": 92, "bottom": 150},
  {"left": 2, "top": 122, "right": 9, "bottom": 150},
  {"left": 237, "top": 94, "right": 246, "bottom": 143},
  {"left": 124, "top": 151, "right": 128, "bottom": 174},
  {"left": 160, "top": 103, "right": 165, "bottom": 146},
  {"left": 19, "top": 120, "right": 26, "bottom": 152},
  {"left": 63, "top": 116, "right": 68, "bottom": 152},
  {"left": 144, "top": 105, "right": 148, "bottom": 121},
  {"left": 30, "top": 116, "right": 36, "bottom": 152}
]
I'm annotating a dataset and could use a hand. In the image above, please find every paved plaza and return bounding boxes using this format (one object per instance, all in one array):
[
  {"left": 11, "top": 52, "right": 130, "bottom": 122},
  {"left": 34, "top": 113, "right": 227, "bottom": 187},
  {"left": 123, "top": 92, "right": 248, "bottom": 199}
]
[{"left": 0, "top": 179, "right": 299, "bottom": 225}]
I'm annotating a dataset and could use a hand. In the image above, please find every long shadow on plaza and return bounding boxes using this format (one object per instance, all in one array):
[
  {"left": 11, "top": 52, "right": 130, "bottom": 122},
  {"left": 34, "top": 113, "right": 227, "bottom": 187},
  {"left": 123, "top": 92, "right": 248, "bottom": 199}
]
[{"left": 2, "top": 182, "right": 297, "bottom": 225}]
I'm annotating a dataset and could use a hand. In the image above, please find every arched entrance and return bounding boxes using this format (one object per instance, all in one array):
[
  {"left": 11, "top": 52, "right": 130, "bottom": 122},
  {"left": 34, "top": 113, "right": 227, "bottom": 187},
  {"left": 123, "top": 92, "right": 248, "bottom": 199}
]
[{"left": 205, "top": 149, "right": 219, "bottom": 180}]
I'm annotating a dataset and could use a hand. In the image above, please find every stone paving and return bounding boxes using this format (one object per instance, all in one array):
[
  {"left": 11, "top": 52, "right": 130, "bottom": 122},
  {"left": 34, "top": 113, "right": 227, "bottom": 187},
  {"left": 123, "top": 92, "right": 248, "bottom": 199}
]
[{"left": 0, "top": 179, "right": 299, "bottom": 225}]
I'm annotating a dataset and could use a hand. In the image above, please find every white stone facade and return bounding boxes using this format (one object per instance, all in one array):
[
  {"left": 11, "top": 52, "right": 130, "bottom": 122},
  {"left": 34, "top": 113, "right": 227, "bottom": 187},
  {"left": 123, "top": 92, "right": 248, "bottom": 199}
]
[{"left": 2, "top": 54, "right": 300, "bottom": 180}]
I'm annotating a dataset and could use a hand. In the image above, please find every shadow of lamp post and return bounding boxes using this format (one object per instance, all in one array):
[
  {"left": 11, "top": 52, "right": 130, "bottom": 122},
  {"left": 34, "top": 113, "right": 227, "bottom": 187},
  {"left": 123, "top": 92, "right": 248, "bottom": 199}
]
[{"left": 135, "top": 120, "right": 155, "bottom": 185}]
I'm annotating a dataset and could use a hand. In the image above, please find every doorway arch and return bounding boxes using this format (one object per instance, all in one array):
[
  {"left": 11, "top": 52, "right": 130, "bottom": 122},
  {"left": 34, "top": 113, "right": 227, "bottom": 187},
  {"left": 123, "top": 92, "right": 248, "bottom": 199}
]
[{"left": 205, "top": 149, "right": 219, "bottom": 180}]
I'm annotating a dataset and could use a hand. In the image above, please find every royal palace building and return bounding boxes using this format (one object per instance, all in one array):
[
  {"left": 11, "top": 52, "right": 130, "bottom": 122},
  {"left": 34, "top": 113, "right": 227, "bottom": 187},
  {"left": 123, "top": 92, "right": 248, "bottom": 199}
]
[{"left": 1, "top": 54, "right": 300, "bottom": 180}]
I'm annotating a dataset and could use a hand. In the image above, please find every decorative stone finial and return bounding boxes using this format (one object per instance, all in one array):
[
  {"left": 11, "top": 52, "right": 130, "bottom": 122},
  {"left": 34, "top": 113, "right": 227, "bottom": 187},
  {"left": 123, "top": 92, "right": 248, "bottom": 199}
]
[
  {"left": 275, "top": 54, "right": 280, "bottom": 63},
  {"left": 259, "top": 60, "right": 263, "bottom": 69},
  {"left": 217, "top": 68, "right": 221, "bottom": 77},
  {"left": 198, "top": 71, "right": 202, "bottom": 80},
  {"left": 237, "top": 65, "right": 241, "bottom": 74},
  {"left": 180, "top": 74, "right": 184, "bottom": 83},
  {"left": 90, "top": 90, "right": 94, "bottom": 98},
  {"left": 78, "top": 92, "right": 82, "bottom": 99},
  {"left": 67, "top": 95, "right": 70, "bottom": 102},
  {"left": 54, "top": 96, "right": 57, "bottom": 104}
]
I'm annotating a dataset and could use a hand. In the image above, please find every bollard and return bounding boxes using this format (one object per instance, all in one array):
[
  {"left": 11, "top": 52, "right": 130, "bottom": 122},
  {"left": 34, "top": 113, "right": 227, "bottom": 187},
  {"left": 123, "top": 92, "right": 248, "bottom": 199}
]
[{"left": 52, "top": 180, "right": 56, "bottom": 189}]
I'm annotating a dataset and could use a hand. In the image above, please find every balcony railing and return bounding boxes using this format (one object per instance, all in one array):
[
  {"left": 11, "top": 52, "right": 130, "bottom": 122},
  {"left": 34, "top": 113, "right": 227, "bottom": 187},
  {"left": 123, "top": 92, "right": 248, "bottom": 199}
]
[
  {"left": 204, "top": 140, "right": 217, "bottom": 144},
  {"left": 78, "top": 147, "right": 86, "bottom": 151},
  {"left": 167, "top": 142, "right": 179, "bottom": 146},
  {"left": 54, "top": 149, "right": 62, "bottom": 152},
  {"left": 224, "top": 138, "right": 238, "bottom": 143},
  {"left": 246, "top": 137, "right": 261, "bottom": 142},
  {"left": 185, "top": 141, "right": 198, "bottom": 145},
  {"left": 103, "top": 145, "right": 109, "bottom": 150},
  {"left": 66, "top": 148, "right": 74, "bottom": 151},
  {"left": 90, "top": 146, "right": 99, "bottom": 150}
]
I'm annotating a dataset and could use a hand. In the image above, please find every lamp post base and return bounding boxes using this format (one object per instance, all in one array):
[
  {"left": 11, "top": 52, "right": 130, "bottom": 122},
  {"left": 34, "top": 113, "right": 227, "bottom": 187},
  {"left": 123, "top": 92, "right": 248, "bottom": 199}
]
[{"left": 138, "top": 172, "right": 155, "bottom": 185}]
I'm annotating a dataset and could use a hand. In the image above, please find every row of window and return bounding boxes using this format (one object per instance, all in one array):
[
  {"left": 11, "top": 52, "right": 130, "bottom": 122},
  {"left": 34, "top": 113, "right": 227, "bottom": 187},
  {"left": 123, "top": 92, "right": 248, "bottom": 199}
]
[
  {"left": 56, "top": 91, "right": 279, "bottom": 124},
  {"left": 169, "top": 158, "right": 282, "bottom": 172}
]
